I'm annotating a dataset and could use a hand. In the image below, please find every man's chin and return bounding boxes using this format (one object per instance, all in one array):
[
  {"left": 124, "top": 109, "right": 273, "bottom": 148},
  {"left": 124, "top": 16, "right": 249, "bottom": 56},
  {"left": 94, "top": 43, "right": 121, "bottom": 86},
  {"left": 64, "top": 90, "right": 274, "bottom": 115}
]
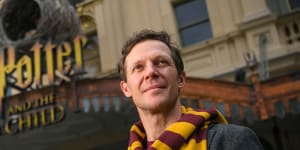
[{"left": 141, "top": 100, "right": 171, "bottom": 112}]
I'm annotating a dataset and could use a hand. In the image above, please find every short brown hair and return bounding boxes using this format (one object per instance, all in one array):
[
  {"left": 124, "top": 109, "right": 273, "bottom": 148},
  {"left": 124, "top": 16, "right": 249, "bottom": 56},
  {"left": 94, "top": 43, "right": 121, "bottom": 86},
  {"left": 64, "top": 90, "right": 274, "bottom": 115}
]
[{"left": 118, "top": 29, "right": 184, "bottom": 81}]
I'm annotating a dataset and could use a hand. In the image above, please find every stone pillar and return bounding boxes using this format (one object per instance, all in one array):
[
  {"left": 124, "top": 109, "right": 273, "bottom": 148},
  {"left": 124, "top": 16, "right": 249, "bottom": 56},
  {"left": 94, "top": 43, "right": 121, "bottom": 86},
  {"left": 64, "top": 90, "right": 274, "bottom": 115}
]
[{"left": 94, "top": 0, "right": 125, "bottom": 73}]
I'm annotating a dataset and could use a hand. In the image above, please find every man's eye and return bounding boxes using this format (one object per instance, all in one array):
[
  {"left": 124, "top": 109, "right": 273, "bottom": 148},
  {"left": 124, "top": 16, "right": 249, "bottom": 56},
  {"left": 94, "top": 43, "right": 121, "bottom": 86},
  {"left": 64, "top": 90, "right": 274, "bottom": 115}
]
[
  {"left": 157, "top": 60, "right": 169, "bottom": 66},
  {"left": 133, "top": 64, "right": 143, "bottom": 72}
]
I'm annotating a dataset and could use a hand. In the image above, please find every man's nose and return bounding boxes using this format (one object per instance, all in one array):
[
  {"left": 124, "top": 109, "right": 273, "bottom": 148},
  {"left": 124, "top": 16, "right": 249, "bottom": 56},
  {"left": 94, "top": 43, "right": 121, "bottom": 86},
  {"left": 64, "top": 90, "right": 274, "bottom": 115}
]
[{"left": 144, "top": 63, "right": 159, "bottom": 80}]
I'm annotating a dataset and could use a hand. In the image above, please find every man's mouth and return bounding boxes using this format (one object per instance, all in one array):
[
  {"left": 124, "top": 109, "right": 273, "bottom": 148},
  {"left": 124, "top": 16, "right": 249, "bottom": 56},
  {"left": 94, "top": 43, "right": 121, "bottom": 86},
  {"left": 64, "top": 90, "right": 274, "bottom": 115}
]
[{"left": 143, "top": 85, "right": 166, "bottom": 93}]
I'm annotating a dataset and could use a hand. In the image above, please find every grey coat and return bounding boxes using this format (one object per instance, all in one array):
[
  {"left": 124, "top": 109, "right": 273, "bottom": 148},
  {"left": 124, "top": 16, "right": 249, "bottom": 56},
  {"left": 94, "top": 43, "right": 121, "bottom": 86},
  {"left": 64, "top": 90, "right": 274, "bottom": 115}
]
[{"left": 208, "top": 124, "right": 264, "bottom": 150}]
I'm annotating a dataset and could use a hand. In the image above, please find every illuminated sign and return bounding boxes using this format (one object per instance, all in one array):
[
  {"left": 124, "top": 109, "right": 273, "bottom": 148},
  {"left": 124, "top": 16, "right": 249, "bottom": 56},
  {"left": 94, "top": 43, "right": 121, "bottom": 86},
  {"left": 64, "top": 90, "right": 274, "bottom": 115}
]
[
  {"left": 0, "top": 36, "right": 87, "bottom": 135},
  {"left": 3, "top": 94, "right": 64, "bottom": 135},
  {"left": 0, "top": 36, "right": 87, "bottom": 114}
]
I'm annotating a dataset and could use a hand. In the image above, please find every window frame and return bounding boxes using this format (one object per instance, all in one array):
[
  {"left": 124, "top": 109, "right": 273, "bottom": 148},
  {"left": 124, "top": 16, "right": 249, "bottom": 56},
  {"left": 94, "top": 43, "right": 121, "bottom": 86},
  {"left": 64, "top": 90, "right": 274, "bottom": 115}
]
[{"left": 173, "top": 0, "right": 213, "bottom": 47}]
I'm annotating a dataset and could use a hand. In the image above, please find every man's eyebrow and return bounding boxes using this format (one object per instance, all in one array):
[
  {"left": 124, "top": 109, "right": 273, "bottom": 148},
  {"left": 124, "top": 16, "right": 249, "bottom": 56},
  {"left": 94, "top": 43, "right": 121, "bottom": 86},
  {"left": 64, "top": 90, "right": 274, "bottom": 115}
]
[
  {"left": 154, "top": 55, "right": 173, "bottom": 62},
  {"left": 132, "top": 60, "right": 143, "bottom": 65},
  {"left": 155, "top": 55, "right": 169, "bottom": 59},
  {"left": 128, "top": 60, "right": 144, "bottom": 70},
  {"left": 128, "top": 54, "right": 171, "bottom": 65}
]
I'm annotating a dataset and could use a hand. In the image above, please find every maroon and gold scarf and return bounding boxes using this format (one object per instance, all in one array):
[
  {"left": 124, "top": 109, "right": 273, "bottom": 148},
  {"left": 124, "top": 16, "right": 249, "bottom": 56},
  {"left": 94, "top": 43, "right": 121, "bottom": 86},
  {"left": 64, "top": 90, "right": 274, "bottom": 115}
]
[{"left": 128, "top": 106, "right": 227, "bottom": 150}]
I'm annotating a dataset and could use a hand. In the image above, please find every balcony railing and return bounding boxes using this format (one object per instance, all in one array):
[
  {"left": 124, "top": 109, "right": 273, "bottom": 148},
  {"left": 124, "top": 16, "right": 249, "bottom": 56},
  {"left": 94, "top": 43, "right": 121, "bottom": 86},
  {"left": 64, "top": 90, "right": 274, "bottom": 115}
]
[{"left": 278, "top": 12, "right": 300, "bottom": 50}]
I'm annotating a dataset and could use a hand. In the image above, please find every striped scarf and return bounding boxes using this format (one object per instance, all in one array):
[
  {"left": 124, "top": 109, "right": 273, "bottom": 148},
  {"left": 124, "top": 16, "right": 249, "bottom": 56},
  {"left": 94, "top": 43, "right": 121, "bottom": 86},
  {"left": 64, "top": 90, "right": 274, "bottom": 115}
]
[{"left": 128, "top": 106, "right": 227, "bottom": 150}]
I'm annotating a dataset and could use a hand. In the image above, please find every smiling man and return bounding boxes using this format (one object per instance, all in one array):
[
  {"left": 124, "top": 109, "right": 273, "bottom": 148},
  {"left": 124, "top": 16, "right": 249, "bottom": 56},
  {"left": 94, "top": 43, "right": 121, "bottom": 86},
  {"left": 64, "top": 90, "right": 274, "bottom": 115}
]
[{"left": 119, "top": 29, "right": 263, "bottom": 150}]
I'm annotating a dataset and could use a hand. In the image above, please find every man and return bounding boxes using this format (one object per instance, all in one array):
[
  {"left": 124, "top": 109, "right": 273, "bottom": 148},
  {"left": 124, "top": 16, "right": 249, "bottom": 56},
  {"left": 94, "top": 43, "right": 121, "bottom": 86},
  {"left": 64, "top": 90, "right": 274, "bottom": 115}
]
[{"left": 119, "top": 29, "right": 263, "bottom": 150}]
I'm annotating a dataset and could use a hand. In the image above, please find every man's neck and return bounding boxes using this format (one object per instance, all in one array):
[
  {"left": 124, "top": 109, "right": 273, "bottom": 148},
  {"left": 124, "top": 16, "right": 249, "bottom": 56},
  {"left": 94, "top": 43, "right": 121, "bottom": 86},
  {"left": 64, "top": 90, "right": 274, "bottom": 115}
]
[{"left": 137, "top": 102, "right": 182, "bottom": 141}]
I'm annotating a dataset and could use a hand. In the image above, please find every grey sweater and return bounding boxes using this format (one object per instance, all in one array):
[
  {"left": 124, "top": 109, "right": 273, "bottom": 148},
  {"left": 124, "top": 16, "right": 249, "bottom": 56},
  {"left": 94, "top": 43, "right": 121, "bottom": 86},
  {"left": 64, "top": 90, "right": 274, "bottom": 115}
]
[{"left": 207, "top": 124, "right": 264, "bottom": 150}]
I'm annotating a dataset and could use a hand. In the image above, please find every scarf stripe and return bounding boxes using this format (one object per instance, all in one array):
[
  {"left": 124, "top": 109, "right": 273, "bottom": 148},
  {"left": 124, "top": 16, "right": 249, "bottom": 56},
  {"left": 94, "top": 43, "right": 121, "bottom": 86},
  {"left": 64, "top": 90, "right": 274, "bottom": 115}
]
[
  {"left": 178, "top": 114, "right": 206, "bottom": 128},
  {"left": 180, "top": 139, "right": 207, "bottom": 149},
  {"left": 129, "top": 141, "right": 143, "bottom": 150},
  {"left": 131, "top": 124, "right": 146, "bottom": 139},
  {"left": 128, "top": 106, "right": 227, "bottom": 150},
  {"left": 151, "top": 140, "right": 172, "bottom": 150},
  {"left": 191, "top": 126, "right": 208, "bottom": 142},
  {"left": 129, "top": 130, "right": 143, "bottom": 145},
  {"left": 154, "top": 130, "right": 185, "bottom": 149},
  {"left": 129, "top": 122, "right": 146, "bottom": 146},
  {"left": 166, "top": 122, "right": 195, "bottom": 139}
]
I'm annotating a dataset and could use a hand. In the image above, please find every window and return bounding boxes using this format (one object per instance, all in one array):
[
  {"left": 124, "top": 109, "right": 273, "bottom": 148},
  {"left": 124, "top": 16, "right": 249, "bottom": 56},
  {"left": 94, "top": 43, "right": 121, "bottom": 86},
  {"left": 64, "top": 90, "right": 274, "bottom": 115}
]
[
  {"left": 174, "top": 0, "right": 212, "bottom": 47},
  {"left": 289, "top": 0, "right": 300, "bottom": 10},
  {"left": 266, "top": 0, "right": 300, "bottom": 15}
]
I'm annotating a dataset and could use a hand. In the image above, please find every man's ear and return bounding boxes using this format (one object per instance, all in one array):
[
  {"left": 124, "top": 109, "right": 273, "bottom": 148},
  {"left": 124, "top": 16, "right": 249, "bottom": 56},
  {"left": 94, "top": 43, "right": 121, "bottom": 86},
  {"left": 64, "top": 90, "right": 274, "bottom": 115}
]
[
  {"left": 178, "top": 72, "right": 186, "bottom": 88},
  {"left": 120, "top": 81, "right": 132, "bottom": 97}
]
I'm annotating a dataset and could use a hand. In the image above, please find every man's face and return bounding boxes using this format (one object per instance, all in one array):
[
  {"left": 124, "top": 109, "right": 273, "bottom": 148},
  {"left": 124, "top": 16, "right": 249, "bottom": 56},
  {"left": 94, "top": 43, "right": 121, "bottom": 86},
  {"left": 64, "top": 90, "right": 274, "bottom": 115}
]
[{"left": 120, "top": 40, "right": 185, "bottom": 112}]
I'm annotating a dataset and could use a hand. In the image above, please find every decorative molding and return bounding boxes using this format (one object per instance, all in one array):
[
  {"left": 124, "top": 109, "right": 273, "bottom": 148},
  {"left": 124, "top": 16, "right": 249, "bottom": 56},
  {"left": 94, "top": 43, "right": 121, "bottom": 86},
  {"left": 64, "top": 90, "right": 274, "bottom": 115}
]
[
  {"left": 170, "top": 0, "right": 186, "bottom": 5},
  {"left": 243, "top": 9, "right": 272, "bottom": 23},
  {"left": 239, "top": 10, "right": 277, "bottom": 31},
  {"left": 76, "top": 0, "right": 99, "bottom": 34},
  {"left": 181, "top": 31, "right": 241, "bottom": 55}
]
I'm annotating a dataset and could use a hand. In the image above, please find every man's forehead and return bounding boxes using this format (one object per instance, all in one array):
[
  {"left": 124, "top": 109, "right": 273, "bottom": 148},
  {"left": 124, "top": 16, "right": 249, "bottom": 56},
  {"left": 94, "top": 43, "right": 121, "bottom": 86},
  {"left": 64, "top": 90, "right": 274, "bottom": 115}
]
[
  {"left": 130, "top": 40, "right": 170, "bottom": 55},
  {"left": 126, "top": 44, "right": 172, "bottom": 63}
]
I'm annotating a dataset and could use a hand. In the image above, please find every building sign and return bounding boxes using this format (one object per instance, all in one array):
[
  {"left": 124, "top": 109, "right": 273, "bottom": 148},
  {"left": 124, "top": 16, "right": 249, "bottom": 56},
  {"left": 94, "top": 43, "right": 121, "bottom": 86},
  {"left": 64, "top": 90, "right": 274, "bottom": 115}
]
[
  {"left": 4, "top": 94, "right": 64, "bottom": 135},
  {"left": 0, "top": 36, "right": 87, "bottom": 135}
]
